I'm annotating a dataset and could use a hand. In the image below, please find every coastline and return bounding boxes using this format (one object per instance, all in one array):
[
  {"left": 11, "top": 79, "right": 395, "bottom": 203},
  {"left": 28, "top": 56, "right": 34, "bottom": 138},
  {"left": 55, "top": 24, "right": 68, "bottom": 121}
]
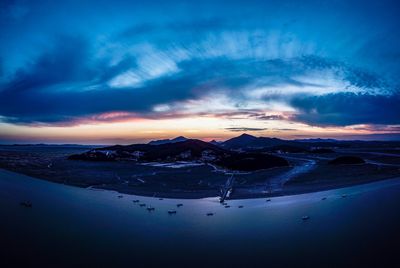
[{"left": 2, "top": 166, "right": 399, "bottom": 200}]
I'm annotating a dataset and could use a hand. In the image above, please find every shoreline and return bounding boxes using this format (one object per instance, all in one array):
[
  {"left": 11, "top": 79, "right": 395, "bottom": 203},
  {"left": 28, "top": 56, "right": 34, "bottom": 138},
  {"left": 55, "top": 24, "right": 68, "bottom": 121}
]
[{"left": 1, "top": 166, "right": 399, "bottom": 200}]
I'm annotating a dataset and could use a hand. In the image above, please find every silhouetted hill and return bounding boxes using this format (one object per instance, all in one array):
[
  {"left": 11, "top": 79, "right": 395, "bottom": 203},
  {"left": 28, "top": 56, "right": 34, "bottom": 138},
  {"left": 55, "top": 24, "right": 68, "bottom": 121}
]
[
  {"left": 143, "top": 139, "right": 227, "bottom": 161},
  {"left": 209, "top": 140, "right": 221, "bottom": 146},
  {"left": 215, "top": 153, "right": 289, "bottom": 171},
  {"left": 70, "top": 139, "right": 227, "bottom": 162},
  {"left": 220, "top": 133, "right": 400, "bottom": 150},
  {"left": 221, "top": 133, "right": 284, "bottom": 149},
  {"left": 221, "top": 133, "right": 300, "bottom": 150},
  {"left": 148, "top": 136, "right": 188, "bottom": 145},
  {"left": 69, "top": 138, "right": 289, "bottom": 171},
  {"left": 268, "top": 144, "right": 309, "bottom": 153},
  {"left": 247, "top": 144, "right": 308, "bottom": 153}
]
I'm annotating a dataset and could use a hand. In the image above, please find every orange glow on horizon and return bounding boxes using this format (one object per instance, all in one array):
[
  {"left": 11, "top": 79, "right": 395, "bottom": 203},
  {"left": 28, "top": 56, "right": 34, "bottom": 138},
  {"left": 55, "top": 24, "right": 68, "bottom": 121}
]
[{"left": 1, "top": 115, "right": 396, "bottom": 144}]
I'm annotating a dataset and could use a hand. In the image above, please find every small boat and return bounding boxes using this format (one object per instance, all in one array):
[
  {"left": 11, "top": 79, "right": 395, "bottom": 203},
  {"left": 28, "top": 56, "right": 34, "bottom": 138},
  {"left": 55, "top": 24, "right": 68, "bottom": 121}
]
[
  {"left": 302, "top": 216, "right": 310, "bottom": 220},
  {"left": 132, "top": 200, "right": 140, "bottom": 203},
  {"left": 238, "top": 205, "right": 244, "bottom": 208},
  {"left": 341, "top": 194, "right": 347, "bottom": 198},
  {"left": 117, "top": 195, "right": 123, "bottom": 198},
  {"left": 147, "top": 207, "right": 155, "bottom": 211},
  {"left": 176, "top": 203, "right": 183, "bottom": 207},
  {"left": 321, "top": 197, "right": 327, "bottom": 200},
  {"left": 168, "top": 210, "right": 177, "bottom": 214},
  {"left": 221, "top": 202, "right": 227, "bottom": 206},
  {"left": 159, "top": 198, "right": 164, "bottom": 201},
  {"left": 20, "top": 201, "right": 32, "bottom": 208},
  {"left": 139, "top": 203, "right": 146, "bottom": 207},
  {"left": 224, "top": 205, "right": 230, "bottom": 208},
  {"left": 206, "top": 213, "right": 214, "bottom": 216},
  {"left": 266, "top": 199, "right": 271, "bottom": 202}
]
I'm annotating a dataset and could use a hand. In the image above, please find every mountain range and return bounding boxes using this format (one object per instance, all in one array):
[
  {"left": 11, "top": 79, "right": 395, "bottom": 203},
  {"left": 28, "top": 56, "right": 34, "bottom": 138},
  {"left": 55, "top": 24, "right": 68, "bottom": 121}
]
[
  {"left": 69, "top": 133, "right": 400, "bottom": 171},
  {"left": 69, "top": 136, "right": 290, "bottom": 171}
]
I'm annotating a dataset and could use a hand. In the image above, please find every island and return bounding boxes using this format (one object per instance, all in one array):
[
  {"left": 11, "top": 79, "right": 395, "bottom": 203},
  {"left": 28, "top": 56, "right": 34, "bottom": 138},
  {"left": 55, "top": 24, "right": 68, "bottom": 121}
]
[{"left": 0, "top": 134, "right": 399, "bottom": 199}]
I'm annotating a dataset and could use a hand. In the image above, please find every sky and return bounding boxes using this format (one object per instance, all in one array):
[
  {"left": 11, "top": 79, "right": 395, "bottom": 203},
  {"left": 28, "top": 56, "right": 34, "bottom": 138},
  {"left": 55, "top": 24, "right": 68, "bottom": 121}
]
[{"left": 0, "top": 0, "right": 399, "bottom": 144}]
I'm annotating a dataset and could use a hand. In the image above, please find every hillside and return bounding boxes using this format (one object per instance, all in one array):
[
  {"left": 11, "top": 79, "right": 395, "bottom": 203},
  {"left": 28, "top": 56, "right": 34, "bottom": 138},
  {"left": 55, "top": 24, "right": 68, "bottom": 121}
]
[
  {"left": 68, "top": 138, "right": 289, "bottom": 171},
  {"left": 215, "top": 153, "right": 289, "bottom": 171},
  {"left": 148, "top": 136, "right": 188, "bottom": 145},
  {"left": 221, "top": 133, "right": 300, "bottom": 150}
]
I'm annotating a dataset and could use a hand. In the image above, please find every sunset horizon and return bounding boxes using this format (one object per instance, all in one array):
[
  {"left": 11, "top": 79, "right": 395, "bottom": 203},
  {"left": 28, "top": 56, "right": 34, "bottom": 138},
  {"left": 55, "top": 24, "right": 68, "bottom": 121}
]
[{"left": 1, "top": 1, "right": 399, "bottom": 145}]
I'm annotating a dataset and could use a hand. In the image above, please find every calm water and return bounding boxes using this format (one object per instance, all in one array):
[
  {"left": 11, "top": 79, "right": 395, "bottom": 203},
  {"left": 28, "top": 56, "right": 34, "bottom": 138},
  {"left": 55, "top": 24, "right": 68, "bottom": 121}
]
[{"left": 1, "top": 169, "right": 400, "bottom": 267}]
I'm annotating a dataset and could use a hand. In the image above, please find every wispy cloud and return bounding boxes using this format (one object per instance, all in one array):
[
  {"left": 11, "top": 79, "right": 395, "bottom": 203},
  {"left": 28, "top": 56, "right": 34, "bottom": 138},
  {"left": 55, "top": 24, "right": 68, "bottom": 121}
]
[{"left": 225, "top": 127, "right": 268, "bottom": 132}]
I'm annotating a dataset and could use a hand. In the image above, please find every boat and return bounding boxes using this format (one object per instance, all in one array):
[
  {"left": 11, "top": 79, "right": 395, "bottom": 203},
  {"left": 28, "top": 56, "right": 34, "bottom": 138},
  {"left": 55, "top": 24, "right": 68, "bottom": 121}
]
[
  {"left": 139, "top": 203, "right": 146, "bottom": 207},
  {"left": 321, "top": 197, "right": 327, "bottom": 200},
  {"left": 341, "top": 194, "right": 347, "bottom": 198},
  {"left": 147, "top": 207, "right": 155, "bottom": 211},
  {"left": 224, "top": 205, "right": 230, "bottom": 208},
  {"left": 117, "top": 195, "right": 123, "bottom": 198},
  {"left": 132, "top": 200, "right": 140, "bottom": 203},
  {"left": 266, "top": 199, "right": 271, "bottom": 202},
  {"left": 168, "top": 210, "right": 177, "bottom": 214},
  {"left": 302, "top": 216, "right": 310, "bottom": 220},
  {"left": 238, "top": 205, "right": 244, "bottom": 208},
  {"left": 206, "top": 213, "right": 214, "bottom": 216},
  {"left": 159, "top": 198, "right": 164, "bottom": 201},
  {"left": 176, "top": 203, "right": 183, "bottom": 207}
]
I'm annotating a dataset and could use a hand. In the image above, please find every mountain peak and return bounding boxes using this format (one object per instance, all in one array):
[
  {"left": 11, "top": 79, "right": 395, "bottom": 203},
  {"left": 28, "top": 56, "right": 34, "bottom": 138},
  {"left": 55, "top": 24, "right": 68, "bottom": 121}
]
[
  {"left": 238, "top": 133, "right": 256, "bottom": 138},
  {"left": 172, "top": 136, "right": 188, "bottom": 140},
  {"left": 148, "top": 136, "right": 188, "bottom": 145},
  {"left": 221, "top": 133, "right": 286, "bottom": 149}
]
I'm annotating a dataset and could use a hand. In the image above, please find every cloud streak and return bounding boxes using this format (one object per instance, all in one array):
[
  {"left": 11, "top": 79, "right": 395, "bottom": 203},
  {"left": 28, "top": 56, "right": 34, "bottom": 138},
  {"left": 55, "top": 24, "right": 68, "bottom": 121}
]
[{"left": 225, "top": 127, "right": 268, "bottom": 132}]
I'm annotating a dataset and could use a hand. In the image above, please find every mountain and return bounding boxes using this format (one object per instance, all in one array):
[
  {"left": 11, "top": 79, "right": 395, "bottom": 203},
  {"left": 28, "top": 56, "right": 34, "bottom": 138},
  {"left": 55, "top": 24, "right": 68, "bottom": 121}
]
[
  {"left": 69, "top": 138, "right": 289, "bottom": 171},
  {"left": 215, "top": 153, "right": 289, "bottom": 171},
  {"left": 140, "top": 139, "right": 226, "bottom": 161},
  {"left": 209, "top": 140, "right": 221, "bottom": 146},
  {"left": 221, "top": 133, "right": 291, "bottom": 149},
  {"left": 220, "top": 133, "right": 258, "bottom": 149},
  {"left": 70, "top": 139, "right": 227, "bottom": 162},
  {"left": 148, "top": 136, "right": 188, "bottom": 145}
]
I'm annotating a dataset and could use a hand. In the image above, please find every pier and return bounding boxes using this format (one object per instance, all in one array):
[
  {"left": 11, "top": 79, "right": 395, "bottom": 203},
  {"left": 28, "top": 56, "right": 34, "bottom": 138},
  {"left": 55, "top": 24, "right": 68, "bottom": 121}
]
[{"left": 220, "top": 174, "right": 235, "bottom": 203}]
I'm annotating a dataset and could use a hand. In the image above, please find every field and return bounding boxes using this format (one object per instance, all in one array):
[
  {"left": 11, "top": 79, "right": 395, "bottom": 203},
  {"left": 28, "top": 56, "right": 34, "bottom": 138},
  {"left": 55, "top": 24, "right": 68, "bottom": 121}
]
[{"left": 0, "top": 145, "right": 399, "bottom": 199}]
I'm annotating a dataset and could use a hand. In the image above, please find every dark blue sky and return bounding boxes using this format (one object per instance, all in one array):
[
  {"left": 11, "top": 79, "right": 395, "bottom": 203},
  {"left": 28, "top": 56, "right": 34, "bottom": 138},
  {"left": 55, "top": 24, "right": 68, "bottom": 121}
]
[{"left": 0, "top": 0, "right": 399, "bottom": 143}]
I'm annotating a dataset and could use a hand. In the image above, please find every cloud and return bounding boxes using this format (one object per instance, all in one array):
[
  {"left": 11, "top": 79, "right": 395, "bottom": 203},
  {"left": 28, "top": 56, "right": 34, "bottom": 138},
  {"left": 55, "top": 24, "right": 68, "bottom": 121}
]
[
  {"left": 1, "top": 3, "right": 399, "bottom": 129},
  {"left": 1, "top": 35, "right": 93, "bottom": 93},
  {"left": 252, "top": 114, "right": 286, "bottom": 120},
  {"left": 272, "top": 128, "right": 297, "bottom": 131},
  {"left": 225, "top": 127, "right": 268, "bottom": 132},
  {"left": 118, "top": 18, "right": 228, "bottom": 40},
  {"left": 0, "top": 41, "right": 397, "bottom": 126},
  {"left": 349, "top": 125, "right": 400, "bottom": 132},
  {"left": 291, "top": 93, "right": 400, "bottom": 126}
]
